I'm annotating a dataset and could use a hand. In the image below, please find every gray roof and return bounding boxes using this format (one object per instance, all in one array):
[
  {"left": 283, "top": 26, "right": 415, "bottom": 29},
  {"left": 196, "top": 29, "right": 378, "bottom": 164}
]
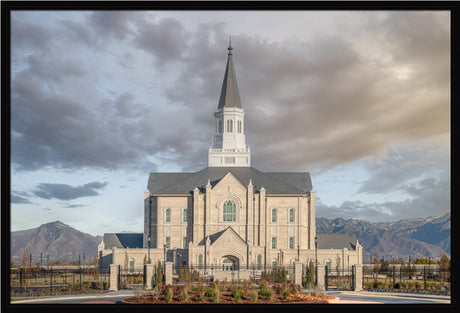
[
  {"left": 217, "top": 44, "right": 242, "bottom": 109},
  {"left": 317, "top": 234, "right": 358, "bottom": 250},
  {"left": 147, "top": 167, "right": 312, "bottom": 195},
  {"left": 103, "top": 233, "right": 143, "bottom": 249}
]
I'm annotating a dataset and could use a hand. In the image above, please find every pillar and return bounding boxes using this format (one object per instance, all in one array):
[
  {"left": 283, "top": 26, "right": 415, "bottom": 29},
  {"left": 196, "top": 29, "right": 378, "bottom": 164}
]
[
  {"left": 145, "top": 264, "right": 155, "bottom": 290},
  {"left": 165, "top": 262, "right": 173, "bottom": 285},
  {"left": 352, "top": 264, "right": 363, "bottom": 291},
  {"left": 109, "top": 264, "right": 119, "bottom": 291},
  {"left": 294, "top": 262, "right": 303, "bottom": 286},
  {"left": 316, "top": 264, "right": 326, "bottom": 291}
]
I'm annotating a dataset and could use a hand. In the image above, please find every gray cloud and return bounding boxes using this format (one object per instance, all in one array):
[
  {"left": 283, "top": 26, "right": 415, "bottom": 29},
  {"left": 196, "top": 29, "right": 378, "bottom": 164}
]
[
  {"left": 357, "top": 140, "right": 449, "bottom": 194},
  {"left": 317, "top": 174, "right": 450, "bottom": 222},
  {"left": 10, "top": 12, "right": 450, "bottom": 177},
  {"left": 11, "top": 192, "right": 32, "bottom": 204},
  {"left": 33, "top": 181, "right": 108, "bottom": 200}
]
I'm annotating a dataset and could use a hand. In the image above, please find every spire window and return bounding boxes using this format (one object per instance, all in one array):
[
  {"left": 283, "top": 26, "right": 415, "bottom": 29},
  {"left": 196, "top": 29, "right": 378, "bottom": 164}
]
[
  {"left": 237, "top": 120, "right": 242, "bottom": 133},
  {"left": 227, "top": 120, "right": 233, "bottom": 132}
]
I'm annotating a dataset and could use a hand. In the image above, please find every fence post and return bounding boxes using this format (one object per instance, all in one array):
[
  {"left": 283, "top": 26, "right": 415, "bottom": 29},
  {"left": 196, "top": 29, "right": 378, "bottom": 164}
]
[
  {"left": 352, "top": 265, "right": 363, "bottom": 291},
  {"left": 294, "top": 262, "right": 302, "bottom": 286},
  {"left": 424, "top": 266, "right": 427, "bottom": 291},
  {"left": 109, "top": 264, "right": 119, "bottom": 291},
  {"left": 165, "top": 262, "right": 173, "bottom": 285},
  {"left": 145, "top": 264, "right": 154, "bottom": 290},
  {"left": 316, "top": 264, "right": 326, "bottom": 290},
  {"left": 50, "top": 267, "right": 53, "bottom": 292},
  {"left": 19, "top": 268, "right": 23, "bottom": 293}
]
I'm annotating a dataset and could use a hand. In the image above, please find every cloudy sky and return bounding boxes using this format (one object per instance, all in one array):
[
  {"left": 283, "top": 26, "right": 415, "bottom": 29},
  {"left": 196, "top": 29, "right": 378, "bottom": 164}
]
[{"left": 10, "top": 10, "right": 450, "bottom": 236}]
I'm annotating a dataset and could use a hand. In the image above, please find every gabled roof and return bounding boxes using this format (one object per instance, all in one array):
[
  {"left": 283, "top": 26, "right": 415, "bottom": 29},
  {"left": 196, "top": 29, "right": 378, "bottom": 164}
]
[
  {"left": 147, "top": 167, "right": 312, "bottom": 195},
  {"left": 103, "top": 233, "right": 143, "bottom": 249},
  {"left": 217, "top": 42, "right": 242, "bottom": 109},
  {"left": 317, "top": 234, "right": 358, "bottom": 250},
  {"left": 199, "top": 227, "right": 247, "bottom": 247}
]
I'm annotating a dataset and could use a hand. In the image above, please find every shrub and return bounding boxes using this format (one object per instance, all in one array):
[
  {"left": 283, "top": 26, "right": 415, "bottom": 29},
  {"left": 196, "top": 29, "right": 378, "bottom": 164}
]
[
  {"left": 205, "top": 288, "right": 216, "bottom": 297},
  {"left": 282, "top": 289, "right": 291, "bottom": 300},
  {"left": 180, "top": 289, "right": 188, "bottom": 303},
  {"left": 232, "top": 289, "right": 244, "bottom": 302},
  {"left": 212, "top": 289, "right": 220, "bottom": 303},
  {"left": 165, "top": 287, "right": 173, "bottom": 303},
  {"left": 394, "top": 283, "right": 401, "bottom": 289},
  {"left": 249, "top": 290, "right": 258, "bottom": 302}
]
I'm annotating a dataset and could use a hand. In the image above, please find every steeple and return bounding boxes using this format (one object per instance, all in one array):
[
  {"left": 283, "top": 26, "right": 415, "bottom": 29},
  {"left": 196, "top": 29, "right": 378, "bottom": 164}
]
[
  {"left": 208, "top": 41, "right": 251, "bottom": 167},
  {"left": 217, "top": 38, "right": 242, "bottom": 109}
]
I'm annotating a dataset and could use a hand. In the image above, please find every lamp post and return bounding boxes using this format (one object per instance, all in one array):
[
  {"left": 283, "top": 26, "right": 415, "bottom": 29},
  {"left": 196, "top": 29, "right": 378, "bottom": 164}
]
[
  {"left": 315, "top": 236, "right": 318, "bottom": 285},
  {"left": 163, "top": 244, "right": 166, "bottom": 271},
  {"left": 297, "top": 244, "right": 300, "bottom": 262},
  {"left": 148, "top": 236, "right": 151, "bottom": 264}
]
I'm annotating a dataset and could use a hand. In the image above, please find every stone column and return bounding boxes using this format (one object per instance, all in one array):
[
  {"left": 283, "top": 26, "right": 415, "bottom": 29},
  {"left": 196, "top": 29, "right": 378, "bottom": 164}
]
[
  {"left": 145, "top": 264, "right": 155, "bottom": 290},
  {"left": 165, "top": 262, "right": 173, "bottom": 285},
  {"left": 352, "top": 264, "right": 363, "bottom": 291},
  {"left": 316, "top": 264, "right": 326, "bottom": 291},
  {"left": 109, "top": 264, "right": 119, "bottom": 291},
  {"left": 294, "top": 262, "right": 303, "bottom": 286}
]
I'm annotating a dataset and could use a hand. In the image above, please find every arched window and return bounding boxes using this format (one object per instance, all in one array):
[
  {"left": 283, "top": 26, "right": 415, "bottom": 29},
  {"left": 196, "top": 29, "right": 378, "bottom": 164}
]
[
  {"left": 237, "top": 120, "right": 242, "bottom": 133},
  {"left": 165, "top": 208, "right": 170, "bottom": 222},
  {"left": 289, "top": 208, "right": 294, "bottom": 223},
  {"left": 183, "top": 209, "right": 187, "bottom": 222},
  {"left": 257, "top": 255, "right": 262, "bottom": 270},
  {"left": 218, "top": 120, "right": 223, "bottom": 133},
  {"left": 272, "top": 209, "right": 277, "bottom": 223},
  {"left": 227, "top": 120, "right": 233, "bottom": 132},
  {"left": 223, "top": 200, "right": 236, "bottom": 222}
]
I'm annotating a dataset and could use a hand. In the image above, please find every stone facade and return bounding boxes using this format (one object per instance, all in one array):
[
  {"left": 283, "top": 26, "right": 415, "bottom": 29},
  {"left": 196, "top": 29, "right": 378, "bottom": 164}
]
[{"left": 98, "top": 43, "right": 363, "bottom": 281}]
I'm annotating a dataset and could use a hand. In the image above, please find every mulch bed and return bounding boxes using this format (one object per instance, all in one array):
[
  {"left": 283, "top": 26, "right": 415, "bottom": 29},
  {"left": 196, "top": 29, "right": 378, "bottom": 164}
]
[{"left": 124, "top": 288, "right": 335, "bottom": 304}]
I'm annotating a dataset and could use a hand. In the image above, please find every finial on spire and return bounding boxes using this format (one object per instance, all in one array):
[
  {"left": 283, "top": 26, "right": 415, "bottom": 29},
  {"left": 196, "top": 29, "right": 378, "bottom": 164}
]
[{"left": 228, "top": 36, "right": 233, "bottom": 55}]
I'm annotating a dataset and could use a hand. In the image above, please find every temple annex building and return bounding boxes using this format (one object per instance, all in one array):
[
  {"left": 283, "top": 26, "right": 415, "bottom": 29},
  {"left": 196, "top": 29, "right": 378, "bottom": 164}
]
[{"left": 98, "top": 43, "right": 363, "bottom": 279}]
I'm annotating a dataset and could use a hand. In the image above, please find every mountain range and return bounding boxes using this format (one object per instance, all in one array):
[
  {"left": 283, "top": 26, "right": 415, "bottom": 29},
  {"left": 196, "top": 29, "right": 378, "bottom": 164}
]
[{"left": 10, "top": 213, "right": 450, "bottom": 265}]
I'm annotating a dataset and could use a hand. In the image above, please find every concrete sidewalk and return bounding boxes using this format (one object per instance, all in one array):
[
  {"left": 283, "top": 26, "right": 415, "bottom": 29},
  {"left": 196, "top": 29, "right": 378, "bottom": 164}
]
[
  {"left": 10, "top": 290, "right": 135, "bottom": 304},
  {"left": 335, "top": 290, "right": 451, "bottom": 300}
]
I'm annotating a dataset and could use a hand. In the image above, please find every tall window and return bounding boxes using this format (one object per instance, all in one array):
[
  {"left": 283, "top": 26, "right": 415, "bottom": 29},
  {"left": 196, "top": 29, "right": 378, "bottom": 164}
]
[
  {"left": 198, "top": 254, "right": 203, "bottom": 268},
  {"left": 183, "top": 209, "right": 187, "bottom": 222},
  {"left": 289, "top": 237, "right": 294, "bottom": 249},
  {"left": 272, "top": 261, "right": 277, "bottom": 269},
  {"left": 289, "top": 209, "right": 294, "bottom": 223},
  {"left": 165, "top": 237, "right": 170, "bottom": 248},
  {"left": 223, "top": 200, "right": 236, "bottom": 221},
  {"left": 237, "top": 120, "right": 242, "bottom": 133},
  {"left": 227, "top": 120, "right": 233, "bottom": 132},
  {"left": 257, "top": 255, "right": 262, "bottom": 270},
  {"left": 272, "top": 209, "right": 277, "bottom": 223},
  {"left": 165, "top": 208, "right": 170, "bottom": 222},
  {"left": 183, "top": 237, "right": 187, "bottom": 249},
  {"left": 272, "top": 237, "right": 277, "bottom": 249}
]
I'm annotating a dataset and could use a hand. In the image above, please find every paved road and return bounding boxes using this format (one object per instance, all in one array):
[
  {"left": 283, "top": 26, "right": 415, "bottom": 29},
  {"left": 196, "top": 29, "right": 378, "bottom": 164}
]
[
  {"left": 10, "top": 289, "right": 451, "bottom": 305},
  {"left": 10, "top": 290, "right": 135, "bottom": 304},
  {"left": 325, "top": 291, "right": 451, "bottom": 304}
]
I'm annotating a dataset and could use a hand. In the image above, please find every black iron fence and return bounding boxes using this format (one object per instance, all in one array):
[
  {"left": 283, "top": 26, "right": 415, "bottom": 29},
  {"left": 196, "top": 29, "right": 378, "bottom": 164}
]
[
  {"left": 10, "top": 267, "right": 109, "bottom": 295},
  {"left": 362, "top": 265, "right": 450, "bottom": 291},
  {"left": 172, "top": 265, "right": 296, "bottom": 284}
]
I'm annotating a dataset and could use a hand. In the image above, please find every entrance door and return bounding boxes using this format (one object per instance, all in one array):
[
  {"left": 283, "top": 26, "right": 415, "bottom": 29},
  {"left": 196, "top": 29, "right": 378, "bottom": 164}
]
[{"left": 222, "top": 256, "right": 239, "bottom": 271}]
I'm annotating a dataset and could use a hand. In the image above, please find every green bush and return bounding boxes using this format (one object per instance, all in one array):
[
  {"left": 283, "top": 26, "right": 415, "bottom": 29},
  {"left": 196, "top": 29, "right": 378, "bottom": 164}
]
[
  {"left": 205, "top": 288, "right": 216, "bottom": 297},
  {"left": 232, "top": 289, "right": 244, "bottom": 302},
  {"left": 165, "top": 288, "right": 173, "bottom": 303},
  {"left": 249, "top": 290, "right": 258, "bottom": 302},
  {"left": 282, "top": 289, "right": 291, "bottom": 300}
]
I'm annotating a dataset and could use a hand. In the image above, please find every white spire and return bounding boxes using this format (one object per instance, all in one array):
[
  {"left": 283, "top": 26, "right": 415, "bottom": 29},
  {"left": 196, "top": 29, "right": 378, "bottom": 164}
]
[{"left": 208, "top": 41, "right": 251, "bottom": 167}]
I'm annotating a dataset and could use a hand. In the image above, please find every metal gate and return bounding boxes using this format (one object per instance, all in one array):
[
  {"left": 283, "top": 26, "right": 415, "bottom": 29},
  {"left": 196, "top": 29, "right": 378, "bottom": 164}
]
[{"left": 326, "top": 267, "right": 353, "bottom": 290}]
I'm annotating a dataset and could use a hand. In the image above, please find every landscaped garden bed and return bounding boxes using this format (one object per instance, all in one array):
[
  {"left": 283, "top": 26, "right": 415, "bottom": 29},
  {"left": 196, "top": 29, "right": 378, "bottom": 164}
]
[{"left": 124, "top": 281, "right": 335, "bottom": 304}]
